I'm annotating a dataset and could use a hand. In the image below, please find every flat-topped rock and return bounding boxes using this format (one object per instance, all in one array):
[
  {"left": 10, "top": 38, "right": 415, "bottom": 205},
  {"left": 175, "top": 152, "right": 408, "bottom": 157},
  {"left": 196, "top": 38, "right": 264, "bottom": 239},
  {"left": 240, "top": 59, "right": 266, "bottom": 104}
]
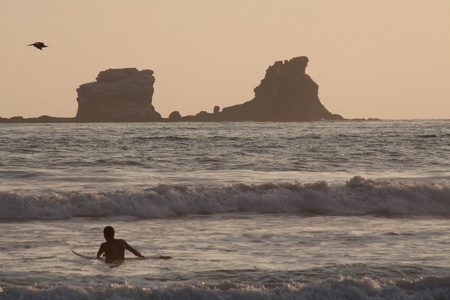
[{"left": 75, "top": 68, "right": 161, "bottom": 122}]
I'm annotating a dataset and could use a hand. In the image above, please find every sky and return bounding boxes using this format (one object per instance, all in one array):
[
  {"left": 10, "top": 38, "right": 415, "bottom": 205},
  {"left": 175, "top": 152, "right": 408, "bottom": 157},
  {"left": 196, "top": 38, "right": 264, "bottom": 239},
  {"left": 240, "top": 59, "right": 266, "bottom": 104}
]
[{"left": 1, "top": 0, "right": 449, "bottom": 120}]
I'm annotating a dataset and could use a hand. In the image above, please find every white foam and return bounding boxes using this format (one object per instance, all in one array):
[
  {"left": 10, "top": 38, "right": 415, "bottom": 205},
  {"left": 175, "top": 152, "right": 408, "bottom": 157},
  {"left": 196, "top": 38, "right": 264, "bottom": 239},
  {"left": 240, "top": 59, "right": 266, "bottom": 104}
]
[
  {"left": 0, "top": 176, "right": 449, "bottom": 220},
  {"left": 1, "top": 275, "right": 449, "bottom": 300}
]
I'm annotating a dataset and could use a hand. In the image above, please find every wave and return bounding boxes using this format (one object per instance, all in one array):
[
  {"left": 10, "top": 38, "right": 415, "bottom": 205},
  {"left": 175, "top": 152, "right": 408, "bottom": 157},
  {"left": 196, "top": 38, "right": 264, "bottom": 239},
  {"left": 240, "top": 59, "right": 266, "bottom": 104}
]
[
  {"left": 0, "top": 176, "right": 449, "bottom": 220},
  {"left": 0, "top": 276, "right": 449, "bottom": 300}
]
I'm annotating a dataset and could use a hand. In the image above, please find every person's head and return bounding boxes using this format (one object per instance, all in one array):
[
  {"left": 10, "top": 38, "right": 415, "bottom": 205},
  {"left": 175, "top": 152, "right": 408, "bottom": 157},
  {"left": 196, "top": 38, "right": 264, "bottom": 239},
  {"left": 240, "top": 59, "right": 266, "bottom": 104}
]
[{"left": 103, "top": 226, "right": 115, "bottom": 241}]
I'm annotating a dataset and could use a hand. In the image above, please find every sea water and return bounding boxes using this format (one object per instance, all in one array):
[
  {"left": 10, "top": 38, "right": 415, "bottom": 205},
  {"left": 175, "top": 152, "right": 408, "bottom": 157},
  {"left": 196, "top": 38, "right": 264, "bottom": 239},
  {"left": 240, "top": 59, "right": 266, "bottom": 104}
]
[{"left": 0, "top": 120, "right": 449, "bottom": 299}]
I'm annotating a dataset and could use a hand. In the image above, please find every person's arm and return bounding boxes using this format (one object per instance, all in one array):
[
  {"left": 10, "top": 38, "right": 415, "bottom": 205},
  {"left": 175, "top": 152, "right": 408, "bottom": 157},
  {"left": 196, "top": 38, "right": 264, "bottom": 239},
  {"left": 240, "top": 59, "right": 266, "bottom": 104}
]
[
  {"left": 97, "top": 243, "right": 105, "bottom": 259},
  {"left": 124, "top": 241, "right": 144, "bottom": 258}
]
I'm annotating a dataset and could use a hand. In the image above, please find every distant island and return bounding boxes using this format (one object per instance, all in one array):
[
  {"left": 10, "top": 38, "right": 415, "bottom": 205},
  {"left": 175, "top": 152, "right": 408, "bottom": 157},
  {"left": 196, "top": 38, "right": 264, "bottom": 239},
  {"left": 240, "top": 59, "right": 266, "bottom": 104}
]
[{"left": 0, "top": 56, "right": 378, "bottom": 123}]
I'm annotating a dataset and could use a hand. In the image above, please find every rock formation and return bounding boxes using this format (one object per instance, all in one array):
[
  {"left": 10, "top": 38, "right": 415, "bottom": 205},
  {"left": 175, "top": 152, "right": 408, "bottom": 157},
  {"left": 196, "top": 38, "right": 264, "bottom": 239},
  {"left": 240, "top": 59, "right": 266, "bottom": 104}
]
[
  {"left": 2, "top": 57, "right": 353, "bottom": 123},
  {"left": 168, "top": 111, "right": 182, "bottom": 121},
  {"left": 216, "top": 56, "right": 343, "bottom": 121},
  {"left": 75, "top": 68, "right": 161, "bottom": 122}
]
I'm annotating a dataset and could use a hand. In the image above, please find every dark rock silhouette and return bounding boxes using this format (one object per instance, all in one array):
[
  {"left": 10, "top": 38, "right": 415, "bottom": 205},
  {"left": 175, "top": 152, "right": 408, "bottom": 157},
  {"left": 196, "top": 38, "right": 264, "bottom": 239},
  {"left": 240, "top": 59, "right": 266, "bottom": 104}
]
[
  {"left": 28, "top": 42, "right": 48, "bottom": 50},
  {"left": 168, "top": 111, "right": 182, "bottom": 121},
  {"left": 185, "top": 56, "right": 343, "bottom": 121},
  {"left": 1, "top": 56, "right": 358, "bottom": 123},
  {"left": 75, "top": 68, "right": 161, "bottom": 122},
  {"left": 0, "top": 115, "right": 74, "bottom": 123}
]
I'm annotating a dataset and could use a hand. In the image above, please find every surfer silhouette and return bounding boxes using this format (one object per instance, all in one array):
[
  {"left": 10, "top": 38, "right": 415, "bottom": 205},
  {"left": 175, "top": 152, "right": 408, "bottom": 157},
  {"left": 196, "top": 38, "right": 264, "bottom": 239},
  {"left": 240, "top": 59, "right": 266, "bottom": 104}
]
[{"left": 97, "top": 226, "right": 144, "bottom": 263}]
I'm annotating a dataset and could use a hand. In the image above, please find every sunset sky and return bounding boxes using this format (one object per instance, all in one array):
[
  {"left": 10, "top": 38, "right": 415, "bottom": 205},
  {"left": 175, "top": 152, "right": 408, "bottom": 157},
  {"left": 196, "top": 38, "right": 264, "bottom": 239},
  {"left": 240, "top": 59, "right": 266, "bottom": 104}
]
[{"left": 1, "top": 0, "right": 449, "bottom": 120}]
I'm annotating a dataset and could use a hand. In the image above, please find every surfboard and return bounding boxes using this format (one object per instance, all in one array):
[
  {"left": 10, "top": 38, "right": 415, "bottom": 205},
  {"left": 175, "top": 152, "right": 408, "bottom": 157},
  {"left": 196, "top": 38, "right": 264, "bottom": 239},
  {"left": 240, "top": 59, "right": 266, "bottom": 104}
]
[
  {"left": 71, "top": 250, "right": 97, "bottom": 260},
  {"left": 154, "top": 255, "right": 172, "bottom": 260},
  {"left": 71, "top": 250, "right": 172, "bottom": 260}
]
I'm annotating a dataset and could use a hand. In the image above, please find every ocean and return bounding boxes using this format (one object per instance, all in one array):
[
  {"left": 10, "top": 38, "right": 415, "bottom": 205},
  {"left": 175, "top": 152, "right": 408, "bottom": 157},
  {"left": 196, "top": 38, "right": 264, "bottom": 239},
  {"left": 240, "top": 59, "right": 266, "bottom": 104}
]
[{"left": 0, "top": 120, "right": 449, "bottom": 299}]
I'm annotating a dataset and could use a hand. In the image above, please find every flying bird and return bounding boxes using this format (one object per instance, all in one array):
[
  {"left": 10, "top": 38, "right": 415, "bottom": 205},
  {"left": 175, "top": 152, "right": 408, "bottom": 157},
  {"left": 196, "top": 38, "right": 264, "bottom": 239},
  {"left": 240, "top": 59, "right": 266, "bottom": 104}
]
[{"left": 28, "top": 42, "right": 48, "bottom": 50}]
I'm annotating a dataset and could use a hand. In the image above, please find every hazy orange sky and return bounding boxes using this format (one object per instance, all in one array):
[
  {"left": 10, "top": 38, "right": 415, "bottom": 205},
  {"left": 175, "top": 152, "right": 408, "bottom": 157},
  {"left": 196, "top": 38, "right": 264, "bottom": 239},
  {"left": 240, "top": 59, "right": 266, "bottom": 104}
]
[{"left": 1, "top": 0, "right": 449, "bottom": 119}]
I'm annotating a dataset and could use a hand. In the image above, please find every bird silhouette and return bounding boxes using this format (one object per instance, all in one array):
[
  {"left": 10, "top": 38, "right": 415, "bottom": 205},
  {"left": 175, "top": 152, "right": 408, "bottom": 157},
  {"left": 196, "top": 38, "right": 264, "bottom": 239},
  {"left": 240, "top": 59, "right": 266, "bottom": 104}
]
[{"left": 28, "top": 42, "right": 48, "bottom": 50}]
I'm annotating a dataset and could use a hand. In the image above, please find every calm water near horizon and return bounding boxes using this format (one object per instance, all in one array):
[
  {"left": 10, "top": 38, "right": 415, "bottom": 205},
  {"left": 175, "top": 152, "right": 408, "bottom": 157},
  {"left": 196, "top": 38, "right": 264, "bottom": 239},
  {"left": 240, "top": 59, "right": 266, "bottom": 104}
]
[{"left": 0, "top": 120, "right": 449, "bottom": 299}]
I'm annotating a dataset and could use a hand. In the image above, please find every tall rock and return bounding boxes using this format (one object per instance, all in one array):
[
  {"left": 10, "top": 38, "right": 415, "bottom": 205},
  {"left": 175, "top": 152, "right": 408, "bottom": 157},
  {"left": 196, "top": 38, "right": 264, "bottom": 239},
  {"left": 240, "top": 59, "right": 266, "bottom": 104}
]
[
  {"left": 219, "top": 56, "right": 343, "bottom": 121},
  {"left": 75, "top": 68, "right": 161, "bottom": 122}
]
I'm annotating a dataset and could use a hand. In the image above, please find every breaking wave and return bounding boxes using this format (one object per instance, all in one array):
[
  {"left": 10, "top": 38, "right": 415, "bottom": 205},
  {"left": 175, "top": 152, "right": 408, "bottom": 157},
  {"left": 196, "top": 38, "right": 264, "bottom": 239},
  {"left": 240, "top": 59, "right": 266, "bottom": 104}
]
[
  {"left": 1, "top": 177, "right": 449, "bottom": 220},
  {"left": 0, "top": 276, "right": 449, "bottom": 300}
]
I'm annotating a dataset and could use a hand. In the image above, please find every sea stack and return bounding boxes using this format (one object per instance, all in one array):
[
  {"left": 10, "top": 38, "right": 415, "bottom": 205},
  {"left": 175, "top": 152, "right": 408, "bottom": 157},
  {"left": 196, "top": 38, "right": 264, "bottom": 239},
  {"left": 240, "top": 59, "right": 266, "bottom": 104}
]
[
  {"left": 218, "top": 56, "right": 343, "bottom": 121},
  {"left": 75, "top": 68, "right": 161, "bottom": 122}
]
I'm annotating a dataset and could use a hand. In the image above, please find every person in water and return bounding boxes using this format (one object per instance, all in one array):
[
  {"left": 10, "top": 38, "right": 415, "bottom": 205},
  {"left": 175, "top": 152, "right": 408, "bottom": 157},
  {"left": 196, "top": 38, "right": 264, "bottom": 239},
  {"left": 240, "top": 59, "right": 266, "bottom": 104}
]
[{"left": 97, "top": 226, "right": 144, "bottom": 263}]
